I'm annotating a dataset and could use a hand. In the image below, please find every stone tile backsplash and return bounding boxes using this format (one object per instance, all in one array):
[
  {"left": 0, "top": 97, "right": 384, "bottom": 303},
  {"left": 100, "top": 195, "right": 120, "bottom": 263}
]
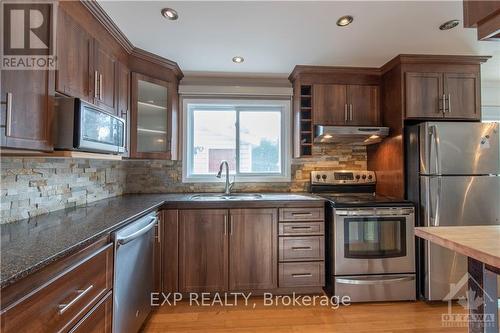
[
  {"left": 1, "top": 158, "right": 126, "bottom": 223},
  {"left": 0, "top": 145, "right": 366, "bottom": 223}
]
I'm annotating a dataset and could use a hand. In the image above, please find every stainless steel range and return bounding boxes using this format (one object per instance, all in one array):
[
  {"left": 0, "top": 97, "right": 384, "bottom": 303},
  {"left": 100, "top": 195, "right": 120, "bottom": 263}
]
[{"left": 311, "top": 170, "right": 416, "bottom": 302}]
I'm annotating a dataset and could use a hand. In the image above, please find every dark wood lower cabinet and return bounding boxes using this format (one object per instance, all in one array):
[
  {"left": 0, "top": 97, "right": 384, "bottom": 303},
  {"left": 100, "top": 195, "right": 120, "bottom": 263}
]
[
  {"left": 178, "top": 209, "right": 229, "bottom": 292},
  {"left": 69, "top": 291, "right": 112, "bottom": 333},
  {"left": 229, "top": 209, "right": 277, "bottom": 290}
]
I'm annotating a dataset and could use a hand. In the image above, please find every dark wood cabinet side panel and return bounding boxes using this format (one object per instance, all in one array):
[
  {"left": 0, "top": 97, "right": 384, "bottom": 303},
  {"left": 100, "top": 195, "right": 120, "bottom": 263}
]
[
  {"left": 229, "top": 209, "right": 278, "bottom": 291},
  {"left": 463, "top": 0, "right": 500, "bottom": 27},
  {"left": 162, "top": 210, "right": 179, "bottom": 293}
]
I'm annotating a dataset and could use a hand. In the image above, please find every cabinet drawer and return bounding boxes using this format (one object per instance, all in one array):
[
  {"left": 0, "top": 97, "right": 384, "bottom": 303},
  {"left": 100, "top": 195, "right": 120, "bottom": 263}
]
[
  {"left": 1, "top": 244, "right": 113, "bottom": 333},
  {"left": 279, "top": 222, "right": 324, "bottom": 236},
  {"left": 69, "top": 291, "right": 112, "bottom": 333},
  {"left": 279, "top": 262, "right": 325, "bottom": 287},
  {"left": 279, "top": 236, "right": 324, "bottom": 262},
  {"left": 279, "top": 208, "right": 324, "bottom": 222}
]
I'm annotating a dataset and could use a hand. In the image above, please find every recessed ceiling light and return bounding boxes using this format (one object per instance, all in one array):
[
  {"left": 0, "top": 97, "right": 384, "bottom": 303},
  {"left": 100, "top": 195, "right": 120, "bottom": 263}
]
[
  {"left": 232, "top": 56, "right": 244, "bottom": 64},
  {"left": 336, "top": 15, "right": 353, "bottom": 27},
  {"left": 439, "top": 19, "right": 460, "bottom": 30},
  {"left": 161, "top": 8, "right": 178, "bottom": 21}
]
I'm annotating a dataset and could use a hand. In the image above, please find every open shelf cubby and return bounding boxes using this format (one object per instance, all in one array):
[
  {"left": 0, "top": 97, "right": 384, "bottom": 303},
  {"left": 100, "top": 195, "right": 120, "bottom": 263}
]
[{"left": 299, "top": 85, "right": 313, "bottom": 156}]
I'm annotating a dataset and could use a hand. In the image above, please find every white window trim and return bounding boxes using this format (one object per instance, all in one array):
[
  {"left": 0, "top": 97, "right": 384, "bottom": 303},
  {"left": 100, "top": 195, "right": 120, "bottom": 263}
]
[{"left": 182, "top": 98, "right": 291, "bottom": 183}]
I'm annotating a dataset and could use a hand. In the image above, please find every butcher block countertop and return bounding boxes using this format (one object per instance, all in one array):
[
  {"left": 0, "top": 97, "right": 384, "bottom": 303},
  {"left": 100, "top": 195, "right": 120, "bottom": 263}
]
[{"left": 415, "top": 226, "right": 500, "bottom": 269}]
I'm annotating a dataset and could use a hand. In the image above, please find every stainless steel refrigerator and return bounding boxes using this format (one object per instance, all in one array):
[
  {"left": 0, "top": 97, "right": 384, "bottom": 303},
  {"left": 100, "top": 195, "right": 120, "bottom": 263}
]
[{"left": 406, "top": 122, "right": 500, "bottom": 301}]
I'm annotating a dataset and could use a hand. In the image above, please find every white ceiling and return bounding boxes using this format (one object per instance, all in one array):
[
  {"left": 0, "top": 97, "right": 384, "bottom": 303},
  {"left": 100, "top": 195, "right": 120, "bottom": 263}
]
[{"left": 99, "top": 1, "right": 499, "bottom": 81}]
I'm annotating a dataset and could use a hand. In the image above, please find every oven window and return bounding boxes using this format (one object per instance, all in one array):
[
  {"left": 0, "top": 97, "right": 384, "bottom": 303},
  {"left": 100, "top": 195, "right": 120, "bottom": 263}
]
[{"left": 344, "top": 217, "right": 406, "bottom": 259}]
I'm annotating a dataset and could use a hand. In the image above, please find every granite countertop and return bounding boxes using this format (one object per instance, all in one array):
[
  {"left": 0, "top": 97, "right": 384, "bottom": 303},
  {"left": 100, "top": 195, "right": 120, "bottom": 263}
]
[{"left": 1, "top": 193, "right": 323, "bottom": 288}]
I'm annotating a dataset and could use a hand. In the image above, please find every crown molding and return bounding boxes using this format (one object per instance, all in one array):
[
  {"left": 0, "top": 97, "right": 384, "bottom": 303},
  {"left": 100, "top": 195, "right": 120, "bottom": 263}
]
[
  {"left": 381, "top": 54, "right": 492, "bottom": 74},
  {"left": 131, "top": 48, "right": 184, "bottom": 79},
  {"left": 80, "top": 0, "right": 134, "bottom": 53},
  {"left": 288, "top": 65, "right": 381, "bottom": 82},
  {"left": 81, "top": 0, "right": 184, "bottom": 79}
]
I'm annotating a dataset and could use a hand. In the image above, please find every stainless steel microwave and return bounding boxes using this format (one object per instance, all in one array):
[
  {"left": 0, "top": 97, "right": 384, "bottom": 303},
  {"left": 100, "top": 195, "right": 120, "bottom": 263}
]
[{"left": 53, "top": 98, "right": 125, "bottom": 154}]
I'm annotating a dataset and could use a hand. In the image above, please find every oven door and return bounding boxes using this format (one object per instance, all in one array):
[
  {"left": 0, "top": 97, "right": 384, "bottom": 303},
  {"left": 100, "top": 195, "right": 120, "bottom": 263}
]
[
  {"left": 334, "top": 207, "right": 415, "bottom": 275},
  {"left": 77, "top": 102, "right": 125, "bottom": 154}
]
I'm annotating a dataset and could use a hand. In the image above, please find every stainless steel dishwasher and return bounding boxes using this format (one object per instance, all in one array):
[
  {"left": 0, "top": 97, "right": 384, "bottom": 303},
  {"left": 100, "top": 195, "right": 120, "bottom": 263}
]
[{"left": 112, "top": 212, "right": 157, "bottom": 333}]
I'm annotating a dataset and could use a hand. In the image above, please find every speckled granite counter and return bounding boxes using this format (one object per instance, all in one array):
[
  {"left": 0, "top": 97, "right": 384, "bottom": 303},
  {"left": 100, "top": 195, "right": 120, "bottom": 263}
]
[{"left": 1, "top": 193, "right": 323, "bottom": 288}]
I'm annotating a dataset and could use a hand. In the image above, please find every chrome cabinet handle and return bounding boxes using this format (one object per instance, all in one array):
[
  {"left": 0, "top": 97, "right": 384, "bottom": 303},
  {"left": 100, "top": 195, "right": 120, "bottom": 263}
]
[
  {"left": 344, "top": 104, "right": 348, "bottom": 122},
  {"left": 441, "top": 94, "right": 446, "bottom": 114},
  {"left": 292, "top": 273, "right": 312, "bottom": 278},
  {"left": 349, "top": 104, "right": 353, "bottom": 121},
  {"left": 291, "top": 246, "right": 312, "bottom": 250},
  {"left": 155, "top": 215, "right": 161, "bottom": 243},
  {"left": 224, "top": 215, "right": 227, "bottom": 235},
  {"left": 290, "top": 226, "right": 312, "bottom": 230},
  {"left": 447, "top": 93, "right": 451, "bottom": 113},
  {"left": 1, "top": 93, "right": 13, "bottom": 136},
  {"left": 230, "top": 216, "right": 233, "bottom": 236},
  {"left": 94, "top": 71, "right": 98, "bottom": 98},
  {"left": 99, "top": 74, "right": 103, "bottom": 100},
  {"left": 291, "top": 212, "right": 313, "bottom": 216},
  {"left": 58, "top": 285, "right": 94, "bottom": 315}
]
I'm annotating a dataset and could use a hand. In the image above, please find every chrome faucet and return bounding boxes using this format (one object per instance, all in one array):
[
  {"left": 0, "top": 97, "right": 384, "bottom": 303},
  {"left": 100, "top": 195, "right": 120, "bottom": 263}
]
[{"left": 216, "top": 160, "right": 234, "bottom": 195}]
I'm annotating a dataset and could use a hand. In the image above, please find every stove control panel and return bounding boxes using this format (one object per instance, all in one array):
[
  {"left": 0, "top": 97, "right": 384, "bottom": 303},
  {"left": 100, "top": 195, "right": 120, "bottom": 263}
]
[{"left": 311, "top": 170, "right": 376, "bottom": 185}]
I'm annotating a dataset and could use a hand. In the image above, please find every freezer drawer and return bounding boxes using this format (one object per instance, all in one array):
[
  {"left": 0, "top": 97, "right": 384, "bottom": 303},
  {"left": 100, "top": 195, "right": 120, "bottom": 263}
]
[{"left": 334, "top": 274, "right": 416, "bottom": 302}]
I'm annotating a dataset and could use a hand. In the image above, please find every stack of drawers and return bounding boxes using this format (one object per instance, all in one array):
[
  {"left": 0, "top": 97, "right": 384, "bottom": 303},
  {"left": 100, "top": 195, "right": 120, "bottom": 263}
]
[{"left": 278, "top": 207, "right": 325, "bottom": 288}]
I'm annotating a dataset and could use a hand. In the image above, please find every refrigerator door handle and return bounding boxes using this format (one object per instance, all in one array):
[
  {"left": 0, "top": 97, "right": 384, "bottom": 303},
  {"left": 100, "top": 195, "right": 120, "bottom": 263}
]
[{"left": 429, "top": 125, "right": 442, "bottom": 175}]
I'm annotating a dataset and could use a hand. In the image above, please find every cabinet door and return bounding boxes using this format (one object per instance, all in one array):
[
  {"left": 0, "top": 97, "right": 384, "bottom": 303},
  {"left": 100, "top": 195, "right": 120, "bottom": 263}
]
[
  {"left": 93, "top": 40, "right": 117, "bottom": 114},
  {"left": 443, "top": 73, "right": 480, "bottom": 120},
  {"left": 153, "top": 215, "right": 162, "bottom": 294},
  {"left": 69, "top": 292, "right": 112, "bottom": 333},
  {"left": 117, "top": 63, "right": 130, "bottom": 156},
  {"left": 347, "top": 85, "right": 380, "bottom": 126},
  {"left": 405, "top": 72, "right": 444, "bottom": 119},
  {"left": 1, "top": 70, "right": 52, "bottom": 151},
  {"left": 55, "top": 8, "right": 92, "bottom": 101},
  {"left": 229, "top": 209, "right": 278, "bottom": 290},
  {"left": 179, "top": 210, "right": 228, "bottom": 292},
  {"left": 130, "top": 73, "right": 171, "bottom": 159},
  {"left": 312, "top": 84, "right": 347, "bottom": 125},
  {"left": 162, "top": 210, "right": 179, "bottom": 293}
]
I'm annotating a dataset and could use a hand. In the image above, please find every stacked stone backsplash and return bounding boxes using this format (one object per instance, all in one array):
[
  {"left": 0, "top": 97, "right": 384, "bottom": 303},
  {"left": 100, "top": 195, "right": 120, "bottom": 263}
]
[
  {"left": 0, "top": 157, "right": 126, "bottom": 223},
  {"left": 125, "top": 145, "right": 367, "bottom": 193},
  {"left": 0, "top": 145, "right": 366, "bottom": 223}
]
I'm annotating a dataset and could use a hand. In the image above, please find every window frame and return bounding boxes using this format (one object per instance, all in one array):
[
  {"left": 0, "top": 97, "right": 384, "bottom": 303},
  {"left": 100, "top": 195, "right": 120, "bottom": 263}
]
[{"left": 182, "top": 98, "right": 291, "bottom": 183}]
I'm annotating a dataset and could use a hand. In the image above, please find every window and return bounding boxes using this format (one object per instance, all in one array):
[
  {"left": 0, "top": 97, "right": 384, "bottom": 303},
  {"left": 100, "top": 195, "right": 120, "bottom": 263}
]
[{"left": 182, "top": 99, "right": 291, "bottom": 182}]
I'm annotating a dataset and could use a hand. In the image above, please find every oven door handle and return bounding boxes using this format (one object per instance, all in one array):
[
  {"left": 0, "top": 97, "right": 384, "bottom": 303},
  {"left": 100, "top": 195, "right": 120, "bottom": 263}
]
[{"left": 336, "top": 276, "right": 415, "bottom": 285}]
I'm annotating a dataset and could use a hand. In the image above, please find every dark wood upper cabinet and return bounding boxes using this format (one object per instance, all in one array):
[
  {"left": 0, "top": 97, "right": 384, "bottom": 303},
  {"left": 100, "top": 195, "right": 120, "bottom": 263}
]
[
  {"left": 405, "top": 72, "right": 443, "bottom": 119},
  {"left": 229, "top": 209, "right": 277, "bottom": 290},
  {"left": 443, "top": 73, "right": 480, "bottom": 120},
  {"left": 178, "top": 210, "right": 228, "bottom": 292},
  {"left": 0, "top": 71, "right": 53, "bottom": 152},
  {"left": 347, "top": 85, "right": 380, "bottom": 126},
  {"left": 313, "top": 84, "right": 347, "bottom": 125},
  {"left": 55, "top": 7, "right": 92, "bottom": 102},
  {"left": 463, "top": 0, "right": 500, "bottom": 41},
  {"left": 312, "top": 84, "right": 379, "bottom": 126},
  {"left": 117, "top": 62, "right": 130, "bottom": 156},
  {"left": 130, "top": 73, "right": 172, "bottom": 159},
  {"left": 92, "top": 40, "right": 117, "bottom": 114},
  {"left": 404, "top": 71, "right": 480, "bottom": 120}
]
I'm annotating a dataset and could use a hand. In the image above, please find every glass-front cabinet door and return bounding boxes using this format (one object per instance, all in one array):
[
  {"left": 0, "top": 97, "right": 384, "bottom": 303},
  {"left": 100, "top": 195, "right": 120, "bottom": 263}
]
[{"left": 130, "top": 73, "right": 171, "bottom": 159}]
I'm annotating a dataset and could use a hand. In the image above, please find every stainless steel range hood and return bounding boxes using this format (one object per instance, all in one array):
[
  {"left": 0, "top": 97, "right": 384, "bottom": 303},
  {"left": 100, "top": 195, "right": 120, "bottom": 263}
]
[{"left": 314, "top": 125, "right": 389, "bottom": 145}]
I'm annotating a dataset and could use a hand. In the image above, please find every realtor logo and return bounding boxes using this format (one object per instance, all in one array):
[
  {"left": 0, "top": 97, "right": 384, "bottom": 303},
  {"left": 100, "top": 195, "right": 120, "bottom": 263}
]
[
  {"left": 441, "top": 273, "right": 496, "bottom": 328},
  {"left": 1, "top": 0, "right": 57, "bottom": 69}
]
